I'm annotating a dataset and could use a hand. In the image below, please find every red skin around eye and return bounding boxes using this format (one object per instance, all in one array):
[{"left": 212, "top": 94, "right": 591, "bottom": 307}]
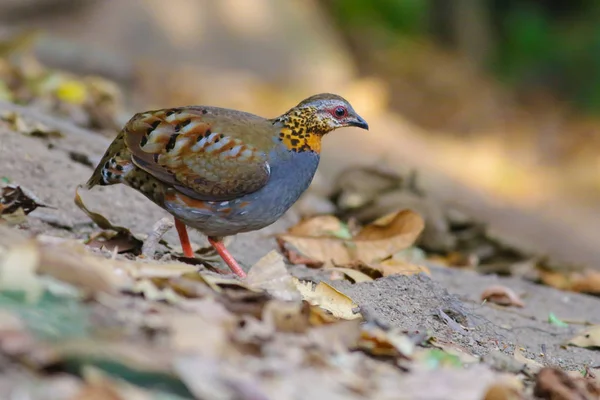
[{"left": 328, "top": 107, "right": 347, "bottom": 119}]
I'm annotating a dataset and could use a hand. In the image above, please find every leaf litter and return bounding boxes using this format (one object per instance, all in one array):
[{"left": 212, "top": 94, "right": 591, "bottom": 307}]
[
  {"left": 0, "top": 218, "right": 525, "bottom": 399},
  {"left": 0, "top": 31, "right": 598, "bottom": 399}
]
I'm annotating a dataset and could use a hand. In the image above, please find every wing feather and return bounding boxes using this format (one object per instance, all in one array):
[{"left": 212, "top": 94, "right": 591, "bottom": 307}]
[{"left": 123, "top": 107, "right": 271, "bottom": 201}]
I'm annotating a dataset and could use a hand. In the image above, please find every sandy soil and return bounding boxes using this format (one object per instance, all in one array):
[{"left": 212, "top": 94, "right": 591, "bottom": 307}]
[{"left": 1, "top": 104, "right": 599, "bottom": 393}]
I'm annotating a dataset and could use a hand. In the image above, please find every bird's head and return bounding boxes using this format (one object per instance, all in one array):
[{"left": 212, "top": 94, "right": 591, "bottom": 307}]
[
  {"left": 290, "top": 93, "right": 369, "bottom": 133},
  {"left": 272, "top": 93, "right": 368, "bottom": 153}
]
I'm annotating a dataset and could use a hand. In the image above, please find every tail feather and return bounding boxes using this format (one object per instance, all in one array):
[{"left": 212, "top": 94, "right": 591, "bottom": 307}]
[{"left": 86, "top": 131, "right": 128, "bottom": 189}]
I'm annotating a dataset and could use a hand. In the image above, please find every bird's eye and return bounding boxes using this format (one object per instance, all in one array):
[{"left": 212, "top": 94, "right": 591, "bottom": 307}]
[{"left": 334, "top": 106, "right": 347, "bottom": 118}]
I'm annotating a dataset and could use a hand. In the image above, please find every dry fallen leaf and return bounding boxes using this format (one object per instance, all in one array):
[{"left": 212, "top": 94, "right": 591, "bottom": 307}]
[
  {"left": 534, "top": 367, "right": 600, "bottom": 400},
  {"left": 262, "top": 300, "right": 311, "bottom": 333},
  {"left": 567, "top": 325, "right": 600, "bottom": 349},
  {"left": 86, "top": 230, "right": 142, "bottom": 254},
  {"left": 347, "top": 258, "right": 431, "bottom": 279},
  {"left": 358, "top": 323, "right": 415, "bottom": 358},
  {"left": 513, "top": 347, "right": 543, "bottom": 374},
  {"left": 483, "top": 375, "right": 524, "bottom": 400},
  {"left": 481, "top": 285, "right": 525, "bottom": 308},
  {"left": 293, "top": 278, "right": 361, "bottom": 320},
  {"left": 0, "top": 184, "right": 48, "bottom": 215},
  {"left": 287, "top": 215, "right": 353, "bottom": 238},
  {"left": 538, "top": 268, "right": 600, "bottom": 295},
  {"left": 278, "top": 209, "right": 424, "bottom": 266},
  {"left": 246, "top": 250, "right": 301, "bottom": 302},
  {"left": 38, "top": 241, "right": 131, "bottom": 295},
  {"left": 1, "top": 111, "right": 64, "bottom": 139},
  {"left": 74, "top": 186, "right": 142, "bottom": 254},
  {"left": 131, "top": 279, "right": 185, "bottom": 304},
  {"left": 326, "top": 267, "right": 374, "bottom": 283},
  {"left": 167, "top": 299, "right": 237, "bottom": 357}
]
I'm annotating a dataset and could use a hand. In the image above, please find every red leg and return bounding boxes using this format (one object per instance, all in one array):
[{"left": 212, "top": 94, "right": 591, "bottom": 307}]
[
  {"left": 207, "top": 236, "right": 247, "bottom": 278},
  {"left": 174, "top": 218, "right": 195, "bottom": 258}
]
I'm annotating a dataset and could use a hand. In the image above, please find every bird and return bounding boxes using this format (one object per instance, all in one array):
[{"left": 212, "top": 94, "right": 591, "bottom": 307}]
[{"left": 85, "top": 93, "right": 369, "bottom": 278}]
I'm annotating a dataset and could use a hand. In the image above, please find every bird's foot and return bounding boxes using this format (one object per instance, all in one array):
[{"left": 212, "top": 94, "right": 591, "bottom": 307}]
[
  {"left": 174, "top": 219, "right": 246, "bottom": 278},
  {"left": 207, "top": 236, "right": 247, "bottom": 278}
]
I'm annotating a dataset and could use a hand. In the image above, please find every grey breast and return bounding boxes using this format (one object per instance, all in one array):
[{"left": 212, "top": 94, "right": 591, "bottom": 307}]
[{"left": 166, "top": 145, "right": 320, "bottom": 237}]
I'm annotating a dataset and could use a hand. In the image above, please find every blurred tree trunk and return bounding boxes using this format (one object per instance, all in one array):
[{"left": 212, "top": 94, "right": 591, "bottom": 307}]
[
  {"left": 452, "top": 0, "right": 492, "bottom": 68},
  {"left": 430, "top": 0, "right": 492, "bottom": 68},
  {"left": 317, "top": 0, "right": 494, "bottom": 73}
]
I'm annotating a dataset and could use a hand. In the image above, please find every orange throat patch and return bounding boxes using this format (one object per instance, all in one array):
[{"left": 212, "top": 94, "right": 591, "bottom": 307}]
[
  {"left": 275, "top": 107, "right": 329, "bottom": 153},
  {"left": 278, "top": 127, "right": 322, "bottom": 153}
]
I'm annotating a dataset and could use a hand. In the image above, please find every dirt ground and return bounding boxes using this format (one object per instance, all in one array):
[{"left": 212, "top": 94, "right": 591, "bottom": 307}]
[{"left": 1, "top": 101, "right": 599, "bottom": 381}]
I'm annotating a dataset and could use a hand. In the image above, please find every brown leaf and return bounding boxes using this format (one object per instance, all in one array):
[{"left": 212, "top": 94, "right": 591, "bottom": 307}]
[
  {"left": 287, "top": 215, "right": 351, "bottom": 237},
  {"left": 483, "top": 376, "right": 524, "bottom": 400},
  {"left": 534, "top": 367, "right": 600, "bottom": 400},
  {"left": 343, "top": 259, "right": 429, "bottom": 279},
  {"left": 278, "top": 209, "right": 424, "bottom": 266},
  {"left": 74, "top": 186, "right": 142, "bottom": 254},
  {"left": 538, "top": 268, "right": 600, "bottom": 295},
  {"left": 0, "top": 184, "right": 48, "bottom": 215},
  {"left": 38, "top": 241, "right": 131, "bottom": 295},
  {"left": 481, "top": 285, "right": 525, "bottom": 308},
  {"left": 377, "top": 258, "right": 430, "bottom": 276},
  {"left": 357, "top": 324, "right": 415, "bottom": 358}
]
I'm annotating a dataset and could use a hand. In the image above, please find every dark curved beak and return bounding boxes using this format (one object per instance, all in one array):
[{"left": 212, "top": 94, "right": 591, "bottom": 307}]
[{"left": 350, "top": 115, "right": 369, "bottom": 130}]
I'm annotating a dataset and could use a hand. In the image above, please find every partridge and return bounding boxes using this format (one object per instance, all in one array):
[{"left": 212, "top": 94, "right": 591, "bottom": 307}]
[{"left": 85, "top": 93, "right": 368, "bottom": 277}]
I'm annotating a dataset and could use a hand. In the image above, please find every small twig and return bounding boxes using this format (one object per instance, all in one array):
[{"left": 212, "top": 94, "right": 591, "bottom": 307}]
[
  {"left": 436, "top": 308, "right": 469, "bottom": 335},
  {"left": 142, "top": 218, "right": 174, "bottom": 259}
]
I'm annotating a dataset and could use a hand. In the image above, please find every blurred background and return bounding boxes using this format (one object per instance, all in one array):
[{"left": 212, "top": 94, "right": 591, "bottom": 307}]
[{"left": 1, "top": 0, "right": 600, "bottom": 267}]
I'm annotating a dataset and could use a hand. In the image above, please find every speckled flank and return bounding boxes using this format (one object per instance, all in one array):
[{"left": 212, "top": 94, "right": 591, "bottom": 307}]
[
  {"left": 124, "top": 108, "right": 271, "bottom": 200},
  {"left": 273, "top": 106, "right": 328, "bottom": 153}
]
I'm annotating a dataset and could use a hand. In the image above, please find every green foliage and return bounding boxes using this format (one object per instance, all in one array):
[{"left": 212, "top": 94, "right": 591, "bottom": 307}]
[
  {"left": 330, "top": 0, "right": 429, "bottom": 35},
  {"left": 329, "top": 0, "right": 600, "bottom": 113},
  {"left": 491, "top": 2, "right": 600, "bottom": 111},
  {"left": 0, "top": 289, "right": 90, "bottom": 341}
]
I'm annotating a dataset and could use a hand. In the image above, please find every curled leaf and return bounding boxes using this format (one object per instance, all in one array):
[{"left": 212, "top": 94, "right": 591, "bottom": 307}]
[
  {"left": 278, "top": 209, "right": 424, "bottom": 266},
  {"left": 513, "top": 347, "right": 543, "bottom": 374},
  {"left": 481, "top": 285, "right": 525, "bottom": 308},
  {"left": 358, "top": 323, "right": 415, "bottom": 358},
  {"left": 0, "top": 184, "right": 48, "bottom": 216},
  {"left": 74, "top": 186, "right": 142, "bottom": 253},
  {"left": 293, "top": 278, "right": 361, "bottom": 320},
  {"left": 567, "top": 325, "right": 600, "bottom": 349}
]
